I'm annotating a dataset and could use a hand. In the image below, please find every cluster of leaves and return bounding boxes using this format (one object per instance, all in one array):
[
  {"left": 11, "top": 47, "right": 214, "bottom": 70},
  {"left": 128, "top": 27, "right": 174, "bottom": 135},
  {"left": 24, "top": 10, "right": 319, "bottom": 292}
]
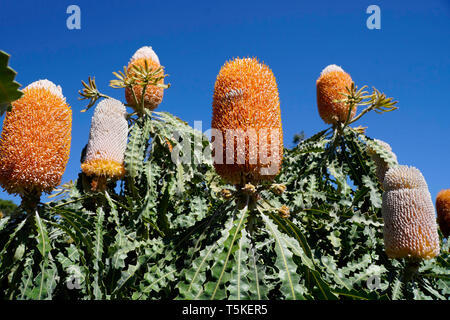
[
  {"left": 0, "top": 106, "right": 218, "bottom": 299},
  {"left": 273, "top": 126, "right": 449, "bottom": 299},
  {"left": 0, "top": 60, "right": 448, "bottom": 299}
]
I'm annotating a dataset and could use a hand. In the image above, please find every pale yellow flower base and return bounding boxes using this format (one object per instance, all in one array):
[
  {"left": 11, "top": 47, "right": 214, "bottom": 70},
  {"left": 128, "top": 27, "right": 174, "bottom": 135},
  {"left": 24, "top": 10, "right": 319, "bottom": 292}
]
[{"left": 81, "top": 159, "right": 126, "bottom": 179}]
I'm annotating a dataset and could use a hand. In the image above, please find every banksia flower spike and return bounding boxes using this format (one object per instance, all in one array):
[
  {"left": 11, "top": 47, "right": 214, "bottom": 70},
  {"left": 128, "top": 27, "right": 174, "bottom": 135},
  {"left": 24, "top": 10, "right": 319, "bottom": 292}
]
[
  {"left": 125, "top": 46, "right": 165, "bottom": 110},
  {"left": 367, "top": 139, "right": 398, "bottom": 184},
  {"left": 211, "top": 57, "right": 283, "bottom": 186},
  {"left": 436, "top": 189, "right": 450, "bottom": 238},
  {"left": 382, "top": 166, "right": 440, "bottom": 259},
  {"left": 81, "top": 98, "right": 128, "bottom": 187},
  {"left": 0, "top": 79, "right": 72, "bottom": 200},
  {"left": 316, "top": 64, "right": 355, "bottom": 125}
]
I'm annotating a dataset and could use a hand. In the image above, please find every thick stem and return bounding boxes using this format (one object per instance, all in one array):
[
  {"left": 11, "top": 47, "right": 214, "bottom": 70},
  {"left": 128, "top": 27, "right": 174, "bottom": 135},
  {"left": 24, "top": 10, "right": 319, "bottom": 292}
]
[
  {"left": 247, "top": 212, "right": 255, "bottom": 233},
  {"left": 91, "top": 176, "right": 107, "bottom": 192},
  {"left": 20, "top": 189, "right": 41, "bottom": 214},
  {"left": 402, "top": 258, "right": 421, "bottom": 282}
]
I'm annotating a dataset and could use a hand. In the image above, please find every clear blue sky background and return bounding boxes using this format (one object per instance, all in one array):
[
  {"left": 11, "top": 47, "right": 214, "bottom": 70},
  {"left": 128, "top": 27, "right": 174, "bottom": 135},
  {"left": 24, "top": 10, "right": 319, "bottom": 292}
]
[{"left": 0, "top": 0, "right": 449, "bottom": 205}]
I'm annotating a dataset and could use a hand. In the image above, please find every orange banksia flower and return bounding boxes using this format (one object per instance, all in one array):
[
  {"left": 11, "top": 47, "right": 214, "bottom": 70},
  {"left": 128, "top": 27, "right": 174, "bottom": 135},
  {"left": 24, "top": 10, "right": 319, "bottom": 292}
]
[
  {"left": 0, "top": 80, "right": 72, "bottom": 196},
  {"left": 316, "top": 64, "right": 355, "bottom": 124},
  {"left": 125, "top": 46, "right": 165, "bottom": 110},
  {"left": 382, "top": 166, "right": 440, "bottom": 259},
  {"left": 211, "top": 57, "right": 283, "bottom": 185},
  {"left": 81, "top": 98, "right": 128, "bottom": 180},
  {"left": 436, "top": 189, "right": 450, "bottom": 238}
]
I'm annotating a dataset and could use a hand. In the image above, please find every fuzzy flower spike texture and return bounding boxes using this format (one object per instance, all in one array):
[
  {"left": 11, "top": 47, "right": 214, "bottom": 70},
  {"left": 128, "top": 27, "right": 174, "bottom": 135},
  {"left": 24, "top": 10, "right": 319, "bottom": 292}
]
[
  {"left": 0, "top": 79, "right": 72, "bottom": 196},
  {"left": 125, "top": 46, "right": 165, "bottom": 110},
  {"left": 316, "top": 64, "right": 355, "bottom": 125},
  {"left": 211, "top": 57, "right": 283, "bottom": 186},
  {"left": 81, "top": 98, "right": 128, "bottom": 180},
  {"left": 382, "top": 165, "right": 440, "bottom": 259}
]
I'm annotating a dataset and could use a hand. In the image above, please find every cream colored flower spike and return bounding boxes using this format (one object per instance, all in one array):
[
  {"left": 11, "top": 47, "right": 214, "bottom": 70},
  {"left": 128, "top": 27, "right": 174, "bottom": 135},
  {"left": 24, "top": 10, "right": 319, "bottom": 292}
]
[
  {"left": 81, "top": 98, "right": 128, "bottom": 179},
  {"left": 382, "top": 165, "right": 440, "bottom": 259},
  {"left": 130, "top": 46, "right": 160, "bottom": 65},
  {"left": 383, "top": 165, "right": 427, "bottom": 191}
]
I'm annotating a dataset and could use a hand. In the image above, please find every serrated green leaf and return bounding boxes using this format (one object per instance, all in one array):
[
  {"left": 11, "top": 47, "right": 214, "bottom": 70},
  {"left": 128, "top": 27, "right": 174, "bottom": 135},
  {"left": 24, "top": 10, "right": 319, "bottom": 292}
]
[
  {"left": 209, "top": 205, "right": 248, "bottom": 299},
  {"left": 228, "top": 228, "right": 251, "bottom": 300},
  {"left": 261, "top": 212, "right": 304, "bottom": 300},
  {"left": 0, "top": 50, "right": 23, "bottom": 115},
  {"left": 177, "top": 212, "right": 236, "bottom": 299},
  {"left": 391, "top": 278, "right": 403, "bottom": 300},
  {"left": 34, "top": 212, "right": 51, "bottom": 258}
]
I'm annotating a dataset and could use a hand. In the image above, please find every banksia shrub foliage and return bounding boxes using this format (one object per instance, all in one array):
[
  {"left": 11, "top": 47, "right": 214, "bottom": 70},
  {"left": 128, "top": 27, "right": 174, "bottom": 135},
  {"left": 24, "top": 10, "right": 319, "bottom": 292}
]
[
  {"left": 436, "top": 189, "right": 450, "bottom": 238},
  {"left": 273, "top": 70, "right": 448, "bottom": 299},
  {"left": 3, "top": 50, "right": 219, "bottom": 300},
  {"left": 125, "top": 46, "right": 166, "bottom": 111},
  {"left": 367, "top": 139, "right": 398, "bottom": 184},
  {"left": 81, "top": 98, "right": 128, "bottom": 182},
  {"left": 0, "top": 53, "right": 448, "bottom": 301},
  {"left": 316, "top": 65, "right": 355, "bottom": 125},
  {"left": 0, "top": 79, "right": 72, "bottom": 196},
  {"left": 211, "top": 57, "right": 283, "bottom": 185},
  {"left": 382, "top": 166, "right": 440, "bottom": 259}
]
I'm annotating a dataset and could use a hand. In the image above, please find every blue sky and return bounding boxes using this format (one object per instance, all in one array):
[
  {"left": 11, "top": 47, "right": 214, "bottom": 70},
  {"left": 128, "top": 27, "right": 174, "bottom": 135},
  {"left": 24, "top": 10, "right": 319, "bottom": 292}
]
[{"left": 0, "top": 0, "right": 449, "bottom": 205}]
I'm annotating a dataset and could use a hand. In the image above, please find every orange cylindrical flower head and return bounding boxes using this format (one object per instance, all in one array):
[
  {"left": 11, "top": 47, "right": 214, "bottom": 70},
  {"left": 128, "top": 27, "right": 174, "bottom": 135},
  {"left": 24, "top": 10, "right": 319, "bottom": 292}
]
[
  {"left": 211, "top": 57, "right": 283, "bottom": 185},
  {"left": 316, "top": 64, "right": 355, "bottom": 124},
  {"left": 382, "top": 166, "right": 440, "bottom": 259},
  {"left": 436, "top": 189, "right": 450, "bottom": 238},
  {"left": 125, "top": 46, "right": 165, "bottom": 110},
  {"left": 0, "top": 80, "right": 72, "bottom": 196}
]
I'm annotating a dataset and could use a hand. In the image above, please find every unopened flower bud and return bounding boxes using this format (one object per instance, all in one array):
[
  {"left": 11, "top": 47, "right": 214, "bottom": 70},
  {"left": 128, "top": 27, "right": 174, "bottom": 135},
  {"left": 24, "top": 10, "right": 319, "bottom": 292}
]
[
  {"left": 220, "top": 189, "right": 233, "bottom": 199},
  {"left": 271, "top": 184, "right": 286, "bottom": 195},
  {"left": 278, "top": 205, "right": 290, "bottom": 218}
]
